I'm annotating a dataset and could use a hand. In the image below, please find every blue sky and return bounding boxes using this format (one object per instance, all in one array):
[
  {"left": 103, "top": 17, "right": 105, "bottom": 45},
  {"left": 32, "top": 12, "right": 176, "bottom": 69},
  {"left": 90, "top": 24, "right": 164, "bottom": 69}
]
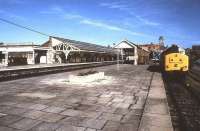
[{"left": 0, "top": 0, "right": 199, "bottom": 48}]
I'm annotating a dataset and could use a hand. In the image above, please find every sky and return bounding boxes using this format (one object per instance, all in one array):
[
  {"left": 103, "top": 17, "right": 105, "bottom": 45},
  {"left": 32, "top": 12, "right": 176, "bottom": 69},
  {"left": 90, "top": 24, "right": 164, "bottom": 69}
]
[{"left": 0, "top": 0, "right": 200, "bottom": 48}]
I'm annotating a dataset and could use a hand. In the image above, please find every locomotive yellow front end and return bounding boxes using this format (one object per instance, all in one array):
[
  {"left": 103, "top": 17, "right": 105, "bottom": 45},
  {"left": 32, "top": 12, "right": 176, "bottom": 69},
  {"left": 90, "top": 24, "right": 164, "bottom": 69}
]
[{"left": 165, "top": 53, "right": 189, "bottom": 72}]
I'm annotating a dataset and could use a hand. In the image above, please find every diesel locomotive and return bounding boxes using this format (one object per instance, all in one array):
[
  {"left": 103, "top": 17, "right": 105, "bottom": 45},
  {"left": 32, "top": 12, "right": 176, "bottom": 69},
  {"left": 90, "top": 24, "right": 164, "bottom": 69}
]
[{"left": 160, "top": 45, "right": 189, "bottom": 72}]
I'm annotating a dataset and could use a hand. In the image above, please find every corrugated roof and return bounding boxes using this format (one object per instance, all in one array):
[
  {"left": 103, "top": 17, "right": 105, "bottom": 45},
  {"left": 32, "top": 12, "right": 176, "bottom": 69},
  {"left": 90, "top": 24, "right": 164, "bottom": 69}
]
[{"left": 52, "top": 37, "right": 116, "bottom": 54}]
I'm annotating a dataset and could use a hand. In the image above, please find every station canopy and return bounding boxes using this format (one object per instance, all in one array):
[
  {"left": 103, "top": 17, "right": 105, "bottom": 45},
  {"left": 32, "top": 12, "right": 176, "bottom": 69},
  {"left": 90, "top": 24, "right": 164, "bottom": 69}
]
[{"left": 42, "top": 36, "right": 117, "bottom": 54}]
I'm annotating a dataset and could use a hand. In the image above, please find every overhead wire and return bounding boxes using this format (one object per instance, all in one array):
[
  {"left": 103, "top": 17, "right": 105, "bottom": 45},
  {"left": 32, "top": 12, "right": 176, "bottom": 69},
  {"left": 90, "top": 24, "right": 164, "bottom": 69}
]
[{"left": 0, "top": 17, "right": 50, "bottom": 37}]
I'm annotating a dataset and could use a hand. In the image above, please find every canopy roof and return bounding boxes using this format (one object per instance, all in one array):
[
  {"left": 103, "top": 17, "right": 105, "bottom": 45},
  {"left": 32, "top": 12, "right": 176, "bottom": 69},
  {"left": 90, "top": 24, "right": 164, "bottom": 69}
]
[{"left": 42, "top": 36, "right": 117, "bottom": 54}]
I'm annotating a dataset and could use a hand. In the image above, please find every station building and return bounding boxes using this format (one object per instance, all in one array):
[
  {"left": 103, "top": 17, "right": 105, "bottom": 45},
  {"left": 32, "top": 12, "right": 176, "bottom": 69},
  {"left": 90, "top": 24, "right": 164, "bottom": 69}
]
[
  {"left": 0, "top": 37, "right": 153, "bottom": 67},
  {"left": 0, "top": 37, "right": 117, "bottom": 66},
  {"left": 41, "top": 36, "right": 117, "bottom": 64},
  {"left": 0, "top": 43, "right": 50, "bottom": 66},
  {"left": 114, "top": 40, "right": 150, "bottom": 65}
]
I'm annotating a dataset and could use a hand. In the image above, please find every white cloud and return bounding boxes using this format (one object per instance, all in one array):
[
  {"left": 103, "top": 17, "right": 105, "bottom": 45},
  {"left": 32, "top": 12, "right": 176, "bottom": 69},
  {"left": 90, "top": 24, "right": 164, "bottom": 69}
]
[
  {"left": 40, "top": 6, "right": 153, "bottom": 38},
  {"left": 40, "top": 6, "right": 64, "bottom": 14},
  {"left": 39, "top": 10, "right": 56, "bottom": 14},
  {"left": 100, "top": 2, "right": 160, "bottom": 27},
  {"left": 80, "top": 19, "right": 152, "bottom": 37},
  {"left": 136, "top": 16, "right": 160, "bottom": 26},
  {"left": 80, "top": 19, "right": 122, "bottom": 31},
  {"left": 63, "top": 14, "right": 83, "bottom": 20},
  {"left": 51, "top": 6, "right": 64, "bottom": 12},
  {"left": 40, "top": 6, "right": 83, "bottom": 20},
  {"left": 125, "top": 29, "right": 151, "bottom": 37},
  {"left": 100, "top": 2, "right": 129, "bottom": 10}
]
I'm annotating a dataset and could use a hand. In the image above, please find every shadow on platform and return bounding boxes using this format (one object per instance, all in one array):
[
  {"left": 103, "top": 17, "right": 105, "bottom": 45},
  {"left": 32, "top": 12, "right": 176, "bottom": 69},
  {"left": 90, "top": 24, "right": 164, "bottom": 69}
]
[{"left": 147, "top": 65, "right": 161, "bottom": 72}]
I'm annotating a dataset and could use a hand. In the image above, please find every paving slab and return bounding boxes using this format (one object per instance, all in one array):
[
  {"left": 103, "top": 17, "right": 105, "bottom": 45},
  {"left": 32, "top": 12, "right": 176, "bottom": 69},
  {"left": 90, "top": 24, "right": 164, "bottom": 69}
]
[
  {"left": 28, "top": 122, "right": 61, "bottom": 131},
  {"left": 9, "top": 118, "right": 42, "bottom": 130},
  {"left": 102, "top": 121, "right": 120, "bottom": 131},
  {"left": 59, "top": 116, "right": 87, "bottom": 126},
  {"left": 42, "top": 106, "right": 65, "bottom": 113},
  {"left": 79, "top": 119, "right": 107, "bottom": 130},
  {"left": 0, "top": 101, "right": 17, "bottom": 106},
  {"left": 38, "top": 112, "right": 66, "bottom": 123},
  {"left": 85, "top": 128, "right": 97, "bottom": 131},
  {"left": 0, "top": 105, "right": 14, "bottom": 113},
  {"left": 14, "top": 102, "right": 36, "bottom": 109},
  {"left": 28, "top": 104, "right": 48, "bottom": 110},
  {"left": 114, "top": 108, "right": 130, "bottom": 115},
  {"left": 0, "top": 126, "right": 20, "bottom": 131},
  {"left": 98, "top": 113, "right": 122, "bottom": 122},
  {"left": 118, "top": 123, "right": 138, "bottom": 131},
  {"left": 22, "top": 110, "right": 47, "bottom": 119},
  {"left": 79, "top": 111, "right": 102, "bottom": 118},
  {"left": 0, "top": 115, "right": 23, "bottom": 126},
  {"left": 56, "top": 125, "right": 86, "bottom": 131},
  {"left": 4, "top": 107, "right": 30, "bottom": 115},
  {"left": 121, "top": 113, "right": 141, "bottom": 125},
  {"left": 60, "top": 109, "right": 83, "bottom": 117}
]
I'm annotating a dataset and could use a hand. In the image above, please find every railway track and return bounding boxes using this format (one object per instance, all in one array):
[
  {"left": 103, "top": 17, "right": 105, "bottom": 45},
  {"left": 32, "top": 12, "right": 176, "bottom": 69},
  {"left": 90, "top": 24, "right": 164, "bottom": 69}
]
[{"left": 163, "top": 73, "right": 200, "bottom": 131}]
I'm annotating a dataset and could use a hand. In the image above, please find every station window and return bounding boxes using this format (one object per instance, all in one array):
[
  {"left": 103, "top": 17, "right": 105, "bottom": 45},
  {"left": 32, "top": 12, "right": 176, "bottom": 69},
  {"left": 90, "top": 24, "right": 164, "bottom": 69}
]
[{"left": 0, "top": 52, "right": 5, "bottom": 63}]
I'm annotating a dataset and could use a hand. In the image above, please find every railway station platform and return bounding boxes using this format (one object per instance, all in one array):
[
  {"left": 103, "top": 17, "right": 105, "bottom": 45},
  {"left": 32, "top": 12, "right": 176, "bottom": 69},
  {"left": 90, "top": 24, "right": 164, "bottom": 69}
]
[
  {"left": 0, "top": 61, "right": 116, "bottom": 81},
  {"left": 0, "top": 62, "right": 110, "bottom": 71},
  {"left": 138, "top": 72, "right": 173, "bottom": 131},
  {"left": 0, "top": 64, "right": 173, "bottom": 131}
]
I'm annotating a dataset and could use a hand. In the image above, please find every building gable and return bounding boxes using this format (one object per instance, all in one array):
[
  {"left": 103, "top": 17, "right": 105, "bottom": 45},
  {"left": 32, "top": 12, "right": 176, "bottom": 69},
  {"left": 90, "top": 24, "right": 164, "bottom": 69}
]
[
  {"left": 51, "top": 37, "right": 64, "bottom": 47},
  {"left": 114, "top": 41, "right": 136, "bottom": 49}
]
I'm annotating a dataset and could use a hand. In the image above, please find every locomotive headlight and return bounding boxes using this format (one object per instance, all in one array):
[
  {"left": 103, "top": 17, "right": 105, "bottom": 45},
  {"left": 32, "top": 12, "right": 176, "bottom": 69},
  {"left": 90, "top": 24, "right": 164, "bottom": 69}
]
[
  {"left": 186, "top": 83, "right": 190, "bottom": 87},
  {"left": 181, "top": 66, "right": 188, "bottom": 71}
]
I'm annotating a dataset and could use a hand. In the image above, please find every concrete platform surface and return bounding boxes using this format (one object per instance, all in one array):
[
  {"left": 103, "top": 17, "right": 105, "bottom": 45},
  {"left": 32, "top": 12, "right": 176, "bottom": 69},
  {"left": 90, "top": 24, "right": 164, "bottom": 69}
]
[
  {"left": 138, "top": 72, "right": 173, "bottom": 131},
  {"left": 0, "top": 65, "right": 173, "bottom": 131}
]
